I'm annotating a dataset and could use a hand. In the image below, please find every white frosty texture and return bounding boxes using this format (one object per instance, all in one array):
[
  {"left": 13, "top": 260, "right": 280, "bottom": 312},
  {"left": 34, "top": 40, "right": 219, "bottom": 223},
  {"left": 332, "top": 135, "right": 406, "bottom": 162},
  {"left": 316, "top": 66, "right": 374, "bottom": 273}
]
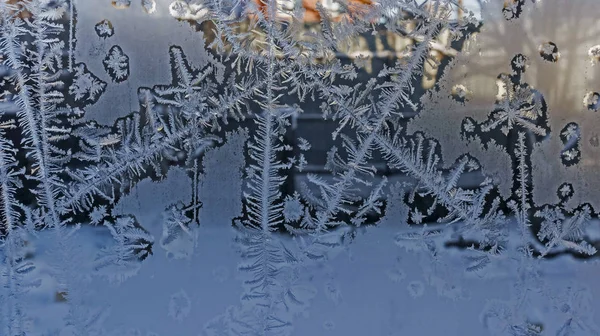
[
  {"left": 75, "top": 0, "right": 217, "bottom": 125},
  {"left": 412, "top": 0, "right": 600, "bottom": 208}
]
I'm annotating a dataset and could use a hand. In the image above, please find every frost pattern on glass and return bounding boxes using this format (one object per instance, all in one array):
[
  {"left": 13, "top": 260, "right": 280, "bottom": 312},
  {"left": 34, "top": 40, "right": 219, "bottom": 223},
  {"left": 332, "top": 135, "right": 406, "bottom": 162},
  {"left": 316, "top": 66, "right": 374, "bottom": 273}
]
[
  {"left": 95, "top": 19, "right": 114, "bottom": 38},
  {"left": 0, "top": 0, "right": 599, "bottom": 335}
]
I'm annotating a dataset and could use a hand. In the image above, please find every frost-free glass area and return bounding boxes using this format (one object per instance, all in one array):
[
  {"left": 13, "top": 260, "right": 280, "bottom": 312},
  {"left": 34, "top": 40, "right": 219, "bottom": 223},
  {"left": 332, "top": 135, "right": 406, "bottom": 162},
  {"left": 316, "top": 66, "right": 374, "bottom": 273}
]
[{"left": 1, "top": 0, "right": 600, "bottom": 335}]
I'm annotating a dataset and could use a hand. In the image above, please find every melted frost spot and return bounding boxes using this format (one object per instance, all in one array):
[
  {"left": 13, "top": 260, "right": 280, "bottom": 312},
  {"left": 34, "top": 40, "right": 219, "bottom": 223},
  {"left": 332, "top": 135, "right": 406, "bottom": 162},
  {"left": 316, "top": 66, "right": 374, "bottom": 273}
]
[
  {"left": 386, "top": 267, "right": 406, "bottom": 283},
  {"left": 502, "top": 0, "right": 525, "bottom": 21},
  {"left": 142, "top": 0, "right": 156, "bottom": 14},
  {"left": 451, "top": 84, "right": 471, "bottom": 103},
  {"left": 589, "top": 45, "right": 600, "bottom": 65},
  {"left": 324, "top": 281, "right": 343, "bottom": 305},
  {"left": 169, "top": 1, "right": 208, "bottom": 20},
  {"left": 168, "top": 290, "right": 192, "bottom": 322},
  {"left": 103, "top": 45, "right": 130, "bottom": 83},
  {"left": 590, "top": 134, "right": 599, "bottom": 147},
  {"left": 557, "top": 183, "right": 574, "bottom": 202},
  {"left": 169, "top": 1, "right": 189, "bottom": 18},
  {"left": 94, "top": 19, "right": 114, "bottom": 38},
  {"left": 539, "top": 42, "right": 560, "bottom": 62},
  {"left": 122, "top": 329, "right": 142, "bottom": 336},
  {"left": 59, "top": 326, "right": 78, "bottom": 336},
  {"left": 112, "top": 0, "right": 131, "bottom": 9},
  {"left": 561, "top": 148, "right": 579, "bottom": 164},
  {"left": 584, "top": 92, "right": 600, "bottom": 111},
  {"left": 212, "top": 266, "right": 229, "bottom": 283},
  {"left": 323, "top": 320, "right": 336, "bottom": 330},
  {"left": 407, "top": 281, "right": 425, "bottom": 298},
  {"left": 511, "top": 53, "right": 528, "bottom": 72}
]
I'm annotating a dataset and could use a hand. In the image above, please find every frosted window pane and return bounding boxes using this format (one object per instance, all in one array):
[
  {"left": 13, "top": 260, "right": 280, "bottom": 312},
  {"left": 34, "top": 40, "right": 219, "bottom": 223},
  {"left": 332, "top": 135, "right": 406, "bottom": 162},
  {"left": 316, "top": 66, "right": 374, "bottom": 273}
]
[{"left": 0, "top": 0, "right": 599, "bottom": 335}]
